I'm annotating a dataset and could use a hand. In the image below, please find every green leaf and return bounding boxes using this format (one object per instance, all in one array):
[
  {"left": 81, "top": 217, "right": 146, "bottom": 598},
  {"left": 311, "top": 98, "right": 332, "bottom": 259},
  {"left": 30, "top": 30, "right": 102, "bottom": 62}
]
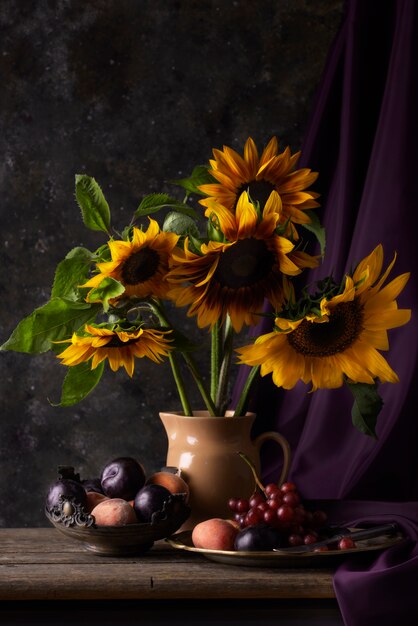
[
  {"left": 346, "top": 381, "right": 384, "bottom": 439},
  {"left": 75, "top": 174, "right": 111, "bottom": 233},
  {"left": 0, "top": 298, "right": 101, "bottom": 354},
  {"left": 188, "top": 234, "right": 204, "bottom": 254},
  {"left": 171, "top": 165, "right": 216, "bottom": 196},
  {"left": 87, "top": 277, "right": 125, "bottom": 312},
  {"left": 51, "top": 247, "right": 94, "bottom": 300},
  {"left": 207, "top": 212, "right": 225, "bottom": 242},
  {"left": 135, "top": 193, "right": 198, "bottom": 220},
  {"left": 163, "top": 211, "right": 200, "bottom": 238},
  {"left": 300, "top": 210, "right": 326, "bottom": 255},
  {"left": 53, "top": 361, "right": 105, "bottom": 407},
  {"left": 121, "top": 225, "right": 133, "bottom": 241}
]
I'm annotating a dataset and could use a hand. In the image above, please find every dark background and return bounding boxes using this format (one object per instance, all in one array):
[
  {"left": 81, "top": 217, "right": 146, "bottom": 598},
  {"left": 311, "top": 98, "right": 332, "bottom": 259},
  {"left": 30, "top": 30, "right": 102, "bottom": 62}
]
[{"left": 0, "top": 0, "right": 343, "bottom": 527}]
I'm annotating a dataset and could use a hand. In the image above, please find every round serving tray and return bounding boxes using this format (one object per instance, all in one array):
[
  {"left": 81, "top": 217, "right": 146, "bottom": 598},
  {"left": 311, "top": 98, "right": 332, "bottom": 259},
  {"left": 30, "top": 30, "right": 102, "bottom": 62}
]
[{"left": 166, "top": 530, "right": 405, "bottom": 568}]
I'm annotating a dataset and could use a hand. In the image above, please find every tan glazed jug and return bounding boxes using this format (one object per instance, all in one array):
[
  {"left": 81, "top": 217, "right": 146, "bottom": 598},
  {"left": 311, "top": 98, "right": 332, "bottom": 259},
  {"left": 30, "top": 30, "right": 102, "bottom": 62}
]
[{"left": 159, "top": 410, "right": 291, "bottom": 530}]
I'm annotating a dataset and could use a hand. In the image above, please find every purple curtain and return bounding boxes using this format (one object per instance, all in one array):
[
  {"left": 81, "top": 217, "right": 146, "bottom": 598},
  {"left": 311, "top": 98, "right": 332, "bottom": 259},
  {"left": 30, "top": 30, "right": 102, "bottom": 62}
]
[{"left": 233, "top": 0, "right": 418, "bottom": 623}]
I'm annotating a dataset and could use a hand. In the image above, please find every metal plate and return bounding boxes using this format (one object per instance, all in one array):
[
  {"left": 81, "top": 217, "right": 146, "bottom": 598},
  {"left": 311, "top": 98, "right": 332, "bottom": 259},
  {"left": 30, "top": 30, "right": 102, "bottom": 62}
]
[{"left": 166, "top": 530, "right": 405, "bottom": 568}]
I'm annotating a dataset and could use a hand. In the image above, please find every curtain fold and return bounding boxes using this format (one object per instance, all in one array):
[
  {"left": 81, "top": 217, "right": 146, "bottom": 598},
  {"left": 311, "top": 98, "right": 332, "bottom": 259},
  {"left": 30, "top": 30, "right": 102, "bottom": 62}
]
[
  {"left": 233, "top": 4, "right": 418, "bottom": 621},
  {"left": 234, "top": 0, "right": 418, "bottom": 504}
]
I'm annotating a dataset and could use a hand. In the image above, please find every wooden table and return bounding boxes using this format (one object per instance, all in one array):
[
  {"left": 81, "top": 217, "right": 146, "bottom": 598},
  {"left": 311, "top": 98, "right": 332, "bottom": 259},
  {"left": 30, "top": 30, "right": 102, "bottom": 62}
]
[{"left": 0, "top": 528, "right": 344, "bottom": 624}]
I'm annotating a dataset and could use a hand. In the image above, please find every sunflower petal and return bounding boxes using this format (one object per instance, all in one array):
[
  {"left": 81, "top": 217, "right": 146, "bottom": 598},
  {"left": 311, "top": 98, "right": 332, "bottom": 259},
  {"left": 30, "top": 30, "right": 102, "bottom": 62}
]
[
  {"left": 243, "top": 137, "right": 259, "bottom": 178},
  {"left": 235, "top": 191, "right": 258, "bottom": 237},
  {"left": 259, "top": 137, "right": 278, "bottom": 167}
]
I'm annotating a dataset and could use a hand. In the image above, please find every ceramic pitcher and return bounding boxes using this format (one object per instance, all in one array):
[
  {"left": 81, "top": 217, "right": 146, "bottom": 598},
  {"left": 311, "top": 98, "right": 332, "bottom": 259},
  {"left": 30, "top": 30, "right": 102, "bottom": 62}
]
[{"left": 159, "top": 410, "right": 291, "bottom": 530}]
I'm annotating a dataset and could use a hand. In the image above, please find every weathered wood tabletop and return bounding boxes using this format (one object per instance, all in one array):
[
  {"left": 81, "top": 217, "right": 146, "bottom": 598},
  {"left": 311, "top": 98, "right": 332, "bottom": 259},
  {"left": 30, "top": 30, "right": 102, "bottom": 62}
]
[
  {"left": 0, "top": 529, "right": 346, "bottom": 625},
  {"left": 0, "top": 528, "right": 336, "bottom": 601}
]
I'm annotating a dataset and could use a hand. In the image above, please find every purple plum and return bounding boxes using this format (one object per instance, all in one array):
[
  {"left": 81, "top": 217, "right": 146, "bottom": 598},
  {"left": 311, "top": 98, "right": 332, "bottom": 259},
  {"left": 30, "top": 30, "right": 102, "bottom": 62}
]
[
  {"left": 134, "top": 484, "right": 171, "bottom": 523},
  {"left": 100, "top": 456, "right": 146, "bottom": 500},
  {"left": 234, "top": 525, "right": 284, "bottom": 551},
  {"left": 46, "top": 478, "right": 87, "bottom": 512}
]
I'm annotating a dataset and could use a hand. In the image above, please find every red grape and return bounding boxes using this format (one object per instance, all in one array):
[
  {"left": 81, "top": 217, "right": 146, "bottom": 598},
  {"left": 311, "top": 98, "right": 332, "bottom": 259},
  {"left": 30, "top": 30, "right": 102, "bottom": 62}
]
[
  {"left": 236, "top": 498, "right": 250, "bottom": 513},
  {"left": 257, "top": 501, "right": 270, "bottom": 513},
  {"left": 263, "top": 509, "right": 278, "bottom": 526},
  {"left": 228, "top": 497, "right": 239, "bottom": 511},
  {"left": 280, "top": 482, "right": 297, "bottom": 493},
  {"left": 303, "top": 532, "right": 318, "bottom": 545},
  {"left": 338, "top": 537, "right": 356, "bottom": 550},
  {"left": 282, "top": 491, "right": 300, "bottom": 507},
  {"left": 265, "top": 483, "right": 280, "bottom": 497},
  {"left": 234, "top": 512, "right": 246, "bottom": 527},
  {"left": 266, "top": 498, "right": 280, "bottom": 510},
  {"left": 287, "top": 533, "right": 303, "bottom": 547},
  {"left": 244, "top": 508, "right": 264, "bottom": 527},
  {"left": 277, "top": 505, "right": 294, "bottom": 525},
  {"left": 269, "top": 490, "right": 284, "bottom": 504},
  {"left": 292, "top": 507, "right": 305, "bottom": 524},
  {"left": 226, "top": 479, "right": 331, "bottom": 552},
  {"left": 249, "top": 493, "right": 265, "bottom": 508}
]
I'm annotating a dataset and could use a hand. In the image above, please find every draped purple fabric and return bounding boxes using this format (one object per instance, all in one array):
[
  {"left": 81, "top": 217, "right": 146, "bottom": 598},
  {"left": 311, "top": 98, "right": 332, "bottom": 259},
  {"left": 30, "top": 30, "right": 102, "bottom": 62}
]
[{"left": 233, "top": 0, "right": 418, "bottom": 623}]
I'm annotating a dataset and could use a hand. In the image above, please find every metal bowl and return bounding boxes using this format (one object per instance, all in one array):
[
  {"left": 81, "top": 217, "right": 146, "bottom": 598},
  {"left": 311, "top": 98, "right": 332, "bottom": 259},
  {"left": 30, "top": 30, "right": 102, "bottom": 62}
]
[{"left": 45, "top": 493, "right": 190, "bottom": 556}]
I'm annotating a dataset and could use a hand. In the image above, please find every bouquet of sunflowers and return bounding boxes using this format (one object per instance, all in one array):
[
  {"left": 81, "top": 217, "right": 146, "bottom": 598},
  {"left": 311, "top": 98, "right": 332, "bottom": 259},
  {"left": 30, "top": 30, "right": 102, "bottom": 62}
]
[{"left": 1, "top": 138, "right": 411, "bottom": 438}]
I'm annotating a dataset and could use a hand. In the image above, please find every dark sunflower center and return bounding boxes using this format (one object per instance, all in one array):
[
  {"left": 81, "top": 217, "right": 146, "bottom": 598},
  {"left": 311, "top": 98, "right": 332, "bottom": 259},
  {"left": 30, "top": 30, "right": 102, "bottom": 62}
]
[
  {"left": 121, "top": 248, "right": 160, "bottom": 285},
  {"left": 214, "top": 238, "right": 274, "bottom": 289},
  {"left": 287, "top": 300, "right": 364, "bottom": 357},
  {"left": 236, "top": 179, "right": 276, "bottom": 207}
]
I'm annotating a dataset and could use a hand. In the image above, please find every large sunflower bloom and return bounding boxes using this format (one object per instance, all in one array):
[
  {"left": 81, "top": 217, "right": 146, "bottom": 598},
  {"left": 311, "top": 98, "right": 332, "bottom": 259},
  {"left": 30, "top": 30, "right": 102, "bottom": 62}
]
[
  {"left": 56, "top": 325, "right": 173, "bottom": 377},
  {"left": 82, "top": 219, "right": 179, "bottom": 300},
  {"left": 237, "top": 245, "right": 411, "bottom": 390},
  {"left": 168, "top": 191, "right": 307, "bottom": 332},
  {"left": 198, "top": 137, "right": 319, "bottom": 239}
]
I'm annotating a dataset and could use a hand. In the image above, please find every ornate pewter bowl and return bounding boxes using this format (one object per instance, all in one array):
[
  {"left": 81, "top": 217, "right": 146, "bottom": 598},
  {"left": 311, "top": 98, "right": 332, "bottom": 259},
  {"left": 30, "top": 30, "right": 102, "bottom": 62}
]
[{"left": 46, "top": 493, "right": 190, "bottom": 556}]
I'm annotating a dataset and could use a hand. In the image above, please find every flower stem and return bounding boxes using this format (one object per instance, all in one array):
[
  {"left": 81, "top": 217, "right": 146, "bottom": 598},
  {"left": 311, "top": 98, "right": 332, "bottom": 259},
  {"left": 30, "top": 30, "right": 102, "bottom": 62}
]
[
  {"left": 182, "top": 352, "right": 217, "bottom": 416},
  {"left": 147, "top": 298, "right": 217, "bottom": 416},
  {"left": 211, "top": 321, "right": 221, "bottom": 403},
  {"left": 233, "top": 365, "right": 260, "bottom": 416},
  {"left": 168, "top": 353, "right": 193, "bottom": 416},
  {"left": 147, "top": 299, "right": 192, "bottom": 416},
  {"left": 215, "top": 317, "right": 234, "bottom": 415}
]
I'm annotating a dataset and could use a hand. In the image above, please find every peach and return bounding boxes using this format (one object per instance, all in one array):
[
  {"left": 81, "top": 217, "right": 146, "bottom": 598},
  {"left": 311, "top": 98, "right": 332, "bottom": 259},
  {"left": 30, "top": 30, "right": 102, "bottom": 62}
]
[
  {"left": 85, "top": 491, "right": 109, "bottom": 513},
  {"left": 145, "top": 471, "right": 189, "bottom": 502},
  {"left": 192, "top": 518, "right": 239, "bottom": 551},
  {"left": 91, "top": 498, "right": 138, "bottom": 526}
]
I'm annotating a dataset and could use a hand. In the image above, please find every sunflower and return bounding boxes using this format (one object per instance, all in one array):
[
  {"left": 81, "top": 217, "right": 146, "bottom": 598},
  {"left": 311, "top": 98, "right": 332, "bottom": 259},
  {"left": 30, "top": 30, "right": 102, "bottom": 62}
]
[
  {"left": 55, "top": 324, "right": 173, "bottom": 377},
  {"left": 237, "top": 245, "right": 411, "bottom": 390},
  {"left": 168, "top": 191, "right": 312, "bottom": 332},
  {"left": 198, "top": 137, "right": 319, "bottom": 239},
  {"left": 81, "top": 219, "right": 179, "bottom": 300}
]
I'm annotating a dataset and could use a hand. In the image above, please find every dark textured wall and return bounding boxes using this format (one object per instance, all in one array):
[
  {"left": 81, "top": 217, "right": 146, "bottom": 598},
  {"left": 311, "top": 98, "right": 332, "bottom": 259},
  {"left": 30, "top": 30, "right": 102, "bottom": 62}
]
[{"left": 0, "top": 0, "right": 343, "bottom": 527}]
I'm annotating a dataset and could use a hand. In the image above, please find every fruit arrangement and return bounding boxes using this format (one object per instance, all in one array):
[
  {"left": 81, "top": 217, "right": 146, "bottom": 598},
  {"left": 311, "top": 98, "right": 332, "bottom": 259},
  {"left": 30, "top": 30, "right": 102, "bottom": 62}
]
[
  {"left": 46, "top": 457, "right": 190, "bottom": 528},
  {"left": 192, "top": 455, "right": 355, "bottom": 553}
]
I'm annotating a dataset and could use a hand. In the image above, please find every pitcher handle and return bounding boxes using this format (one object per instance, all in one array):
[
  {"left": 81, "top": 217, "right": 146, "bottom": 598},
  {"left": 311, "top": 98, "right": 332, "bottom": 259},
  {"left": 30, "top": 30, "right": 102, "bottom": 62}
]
[{"left": 253, "top": 431, "right": 291, "bottom": 487}]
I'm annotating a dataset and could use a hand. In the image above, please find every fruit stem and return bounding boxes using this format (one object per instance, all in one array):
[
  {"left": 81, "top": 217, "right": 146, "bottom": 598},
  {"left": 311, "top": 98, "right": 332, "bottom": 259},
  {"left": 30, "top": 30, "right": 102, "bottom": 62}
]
[{"left": 237, "top": 451, "right": 266, "bottom": 495}]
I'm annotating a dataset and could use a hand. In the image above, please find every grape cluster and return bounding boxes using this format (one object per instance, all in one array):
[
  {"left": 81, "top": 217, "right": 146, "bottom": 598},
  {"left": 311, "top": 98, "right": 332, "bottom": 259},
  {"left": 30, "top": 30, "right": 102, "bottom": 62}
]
[{"left": 228, "top": 481, "right": 335, "bottom": 549}]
